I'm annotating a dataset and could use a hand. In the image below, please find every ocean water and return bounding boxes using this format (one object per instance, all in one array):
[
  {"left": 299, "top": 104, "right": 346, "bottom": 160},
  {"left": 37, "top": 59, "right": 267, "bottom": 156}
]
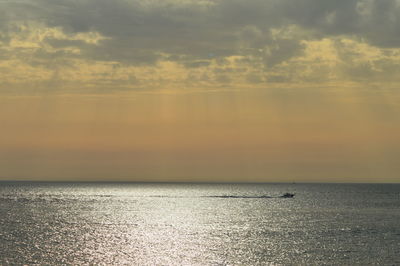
[{"left": 0, "top": 182, "right": 399, "bottom": 265}]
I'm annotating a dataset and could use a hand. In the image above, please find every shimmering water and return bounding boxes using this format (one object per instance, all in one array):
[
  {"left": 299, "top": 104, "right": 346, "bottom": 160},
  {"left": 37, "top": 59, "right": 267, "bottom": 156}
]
[{"left": 0, "top": 182, "right": 399, "bottom": 265}]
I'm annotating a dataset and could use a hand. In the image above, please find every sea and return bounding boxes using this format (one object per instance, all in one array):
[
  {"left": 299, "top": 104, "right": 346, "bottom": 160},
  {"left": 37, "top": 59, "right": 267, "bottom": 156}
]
[{"left": 0, "top": 182, "right": 399, "bottom": 265}]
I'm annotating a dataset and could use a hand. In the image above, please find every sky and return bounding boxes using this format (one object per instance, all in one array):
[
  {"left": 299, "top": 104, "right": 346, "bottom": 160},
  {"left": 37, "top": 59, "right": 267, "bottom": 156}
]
[{"left": 0, "top": 0, "right": 399, "bottom": 182}]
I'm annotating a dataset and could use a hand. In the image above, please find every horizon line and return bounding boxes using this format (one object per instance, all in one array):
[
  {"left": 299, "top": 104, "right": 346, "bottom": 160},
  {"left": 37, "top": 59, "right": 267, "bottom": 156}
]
[{"left": 0, "top": 179, "right": 399, "bottom": 185}]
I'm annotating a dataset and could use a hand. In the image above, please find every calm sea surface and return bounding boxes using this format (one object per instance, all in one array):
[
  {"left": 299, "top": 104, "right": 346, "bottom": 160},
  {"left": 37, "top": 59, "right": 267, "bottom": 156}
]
[{"left": 0, "top": 182, "right": 399, "bottom": 265}]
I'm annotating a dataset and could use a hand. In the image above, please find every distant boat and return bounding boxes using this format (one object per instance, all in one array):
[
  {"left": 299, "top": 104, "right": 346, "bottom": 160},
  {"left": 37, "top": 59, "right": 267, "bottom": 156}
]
[{"left": 281, "top": 193, "right": 295, "bottom": 198}]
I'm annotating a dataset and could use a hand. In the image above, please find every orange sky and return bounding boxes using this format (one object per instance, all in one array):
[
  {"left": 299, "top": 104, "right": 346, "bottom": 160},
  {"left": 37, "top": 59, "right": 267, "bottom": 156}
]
[{"left": 1, "top": 0, "right": 399, "bottom": 182}]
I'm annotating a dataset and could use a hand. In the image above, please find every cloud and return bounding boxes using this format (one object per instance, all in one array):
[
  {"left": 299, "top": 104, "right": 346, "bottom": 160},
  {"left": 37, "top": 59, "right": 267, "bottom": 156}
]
[{"left": 1, "top": 0, "right": 400, "bottom": 94}]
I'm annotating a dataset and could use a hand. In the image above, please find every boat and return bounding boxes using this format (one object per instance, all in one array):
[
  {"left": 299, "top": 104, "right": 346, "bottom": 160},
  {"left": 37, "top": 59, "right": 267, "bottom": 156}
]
[{"left": 281, "top": 193, "right": 295, "bottom": 198}]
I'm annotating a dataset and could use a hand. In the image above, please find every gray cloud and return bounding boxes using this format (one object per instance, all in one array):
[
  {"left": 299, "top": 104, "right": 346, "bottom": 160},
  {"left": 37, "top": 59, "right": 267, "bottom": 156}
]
[
  {"left": 1, "top": 0, "right": 400, "bottom": 68},
  {"left": 263, "top": 38, "right": 305, "bottom": 67}
]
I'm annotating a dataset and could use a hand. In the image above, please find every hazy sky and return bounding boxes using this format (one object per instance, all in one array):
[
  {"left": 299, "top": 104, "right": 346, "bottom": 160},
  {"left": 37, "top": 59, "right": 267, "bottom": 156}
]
[{"left": 1, "top": 0, "right": 399, "bottom": 182}]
